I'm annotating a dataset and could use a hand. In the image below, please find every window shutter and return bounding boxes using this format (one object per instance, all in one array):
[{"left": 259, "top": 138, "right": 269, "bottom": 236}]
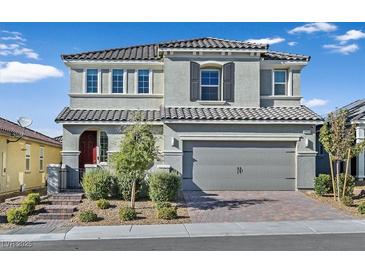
[
  {"left": 190, "top": 62, "right": 200, "bottom": 101},
  {"left": 223, "top": 62, "right": 235, "bottom": 102}
]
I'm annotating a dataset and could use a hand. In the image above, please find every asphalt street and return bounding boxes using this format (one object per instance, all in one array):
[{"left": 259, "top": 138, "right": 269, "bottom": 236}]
[{"left": 1, "top": 233, "right": 365, "bottom": 251}]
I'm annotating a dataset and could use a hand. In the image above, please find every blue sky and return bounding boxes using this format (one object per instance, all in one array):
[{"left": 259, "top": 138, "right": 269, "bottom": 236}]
[{"left": 0, "top": 22, "right": 364, "bottom": 137}]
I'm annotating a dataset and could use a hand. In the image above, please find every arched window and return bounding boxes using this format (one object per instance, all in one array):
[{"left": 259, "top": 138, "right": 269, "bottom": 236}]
[{"left": 100, "top": 131, "right": 108, "bottom": 162}]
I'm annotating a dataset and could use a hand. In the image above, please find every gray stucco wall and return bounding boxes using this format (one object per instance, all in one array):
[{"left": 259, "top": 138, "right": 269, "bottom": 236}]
[
  {"left": 292, "top": 70, "right": 301, "bottom": 97},
  {"left": 164, "top": 56, "right": 260, "bottom": 107},
  {"left": 260, "top": 70, "right": 272, "bottom": 96},
  {"left": 69, "top": 95, "right": 163, "bottom": 109}
]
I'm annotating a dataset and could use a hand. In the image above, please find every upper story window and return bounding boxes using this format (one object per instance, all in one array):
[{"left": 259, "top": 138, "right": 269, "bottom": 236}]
[
  {"left": 86, "top": 69, "right": 98, "bottom": 93},
  {"left": 201, "top": 69, "right": 220, "bottom": 101},
  {"left": 39, "top": 147, "right": 44, "bottom": 172},
  {"left": 137, "top": 69, "right": 150, "bottom": 94},
  {"left": 273, "top": 70, "right": 287, "bottom": 96},
  {"left": 112, "top": 69, "right": 124, "bottom": 93},
  {"left": 25, "top": 144, "right": 31, "bottom": 172}
]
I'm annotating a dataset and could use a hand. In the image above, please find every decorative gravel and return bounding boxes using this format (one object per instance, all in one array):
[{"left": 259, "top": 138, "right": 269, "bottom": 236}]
[
  {"left": 304, "top": 186, "right": 365, "bottom": 218},
  {"left": 71, "top": 197, "right": 191, "bottom": 226}
]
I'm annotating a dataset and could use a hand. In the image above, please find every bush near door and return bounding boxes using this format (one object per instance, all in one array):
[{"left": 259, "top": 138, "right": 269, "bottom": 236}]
[
  {"left": 148, "top": 171, "right": 181, "bottom": 203},
  {"left": 82, "top": 169, "right": 116, "bottom": 200}
]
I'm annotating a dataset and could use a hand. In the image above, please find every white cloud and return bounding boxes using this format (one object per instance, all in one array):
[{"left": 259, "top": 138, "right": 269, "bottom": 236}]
[
  {"left": 288, "top": 23, "right": 337, "bottom": 34},
  {"left": 323, "top": 43, "right": 359, "bottom": 55},
  {"left": 0, "top": 61, "right": 63, "bottom": 83},
  {"left": 245, "top": 37, "right": 285, "bottom": 45},
  {"left": 0, "top": 43, "right": 39, "bottom": 59},
  {"left": 336, "top": 30, "right": 365, "bottom": 44},
  {"left": 1, "top": 30, "right": 26, "bottom": 42},
  {"left": 287, "top": 41, "right": 297, "bottom": 46},
  {"left": 302, "top": 98, "right": 329, "bottom": 108}
]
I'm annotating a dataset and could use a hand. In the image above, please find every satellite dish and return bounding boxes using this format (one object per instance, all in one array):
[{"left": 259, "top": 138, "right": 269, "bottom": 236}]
[{"left": 17, "top": 117, "right": 33, "bottom": 128}]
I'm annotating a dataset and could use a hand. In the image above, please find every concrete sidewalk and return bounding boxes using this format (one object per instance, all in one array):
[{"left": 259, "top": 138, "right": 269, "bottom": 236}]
[{"left": 1, "top": 219, "right": 365, "bottom": 242}]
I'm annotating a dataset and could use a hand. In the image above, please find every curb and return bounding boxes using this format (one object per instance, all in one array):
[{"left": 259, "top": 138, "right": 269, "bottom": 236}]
[{"left": 1, "top": 219, "right": 365, "bottom": 242}]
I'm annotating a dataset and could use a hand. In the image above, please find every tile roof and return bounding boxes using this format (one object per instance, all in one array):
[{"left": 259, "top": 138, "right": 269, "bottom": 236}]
[
  {"left": 339, "top": 99, "right": 365, "bottom": 121},
  {"left": 61, "top": 37, "right": 308, "bottom": 62},
  {"left": 262, "top": 51, "right": 310, "bottom": 62},
  {"left": 55, "top": 106, "right": 322, "bottom": 123},
  {"left": 0, "top": 117, "right": 62, "bottom": 146}
]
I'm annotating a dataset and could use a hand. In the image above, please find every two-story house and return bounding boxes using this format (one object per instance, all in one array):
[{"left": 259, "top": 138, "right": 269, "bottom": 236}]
[{"left": 55, "top": 37, "right": 322, "bottom": 191}]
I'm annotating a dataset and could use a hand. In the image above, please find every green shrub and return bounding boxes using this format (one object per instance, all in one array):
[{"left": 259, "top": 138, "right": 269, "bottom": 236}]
[
  {"left": 148, "top": 171, "right": 181, "bottom": 202},
  {"left": 336, "top": 173, "right": 355, "bottom": 197},
  {"left": 7, "top": 208, "right": 28, "bottom": 225},
  {"left": 314, "top": 174, "right": 331, "bottom": 195},
  {"left": 156, "top": 205, "right": 178, "bottom": 220},
  {"left": 155, "top": 202, "right": 172, "bottom": 210},
  {"left": 341, "top": 196, "right": 353, "bottom": 207},
  {"left": 116, "top": 173, "right": 146, "bottom": 201},
  {"left": 82, "top": 168, "right": 115, "bottom": 200},
  {"left": 119, "top": 207, "right": 137, "bottom": 221},
  {"left": 20, "top": 199, "right": 36, "bottom": 215},
  {"left": 96, "top": 199, "right": 110, "bottom": 209},
  {"left": 27, "top": 193, "right": 41, "bottom": 204},
  {"left": 358, "top": 202, "right": 365, "bottom": 214},
  {"left": 79, "top": 210, "right": 98, "bottom": 222}
]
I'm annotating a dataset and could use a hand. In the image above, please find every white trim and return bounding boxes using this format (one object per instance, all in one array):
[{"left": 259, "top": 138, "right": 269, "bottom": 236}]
[
  {"left": 164, "top": 120, "right": 323, "bottom": 125},
  {"left": 64, "top": 60, "right": 164, "bottom": 65},
  {"left": 261, "top": 60, "right": 308, "bottom": 68},
  {"left": 61, "top": 151, "right": 81, "bottom": 156},
  {"left": 69, "top": 93, "right": 162, "bottom": 98},
  {"left": 159, "top": 48, "right": 267, "bottom": 53},
  {"left": 288, "top": 68, "right": 293, "bottom": 96},
  {"left": 57, "top": 120, "right": 321, "bottom": 126},
  {"left": 58, "top": 121, "right": 164, "bottom": 125},
  {"left": 297, "top": 150, "right": 318, "bottom": 155},
  {"left": 25, "top": 144, "right": 31, "bottom": 172},
  {"left": 272, "top": 69, "right": 287, "bottom": 96},
  {"left": 39, "top": 146, "right": 45, "bottom": 172},
  {"left": 179, "top": 134, "right": 301, "bottom": 142},
  {"left": 261, "top": 95, "right": 302, "bottom": 100},
  {"left": 197, "top": 100, "right": 227, "bottom": 105},
  {"left": 149, "top": 70, "right": 153, "bottom": 94},
  {"left": 1, "top": 151, "right": 6, "bottom": 176}
]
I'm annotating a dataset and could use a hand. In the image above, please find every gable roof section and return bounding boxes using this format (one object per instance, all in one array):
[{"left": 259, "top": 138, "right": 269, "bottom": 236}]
[
  {"left": 55, "top": 106, "right": 322, "bottom": 123},
  {"left": 0, "top": 117, "right": 62, "bottom": 147},
  {"left": 61, "top": 37, "right": 308, "bottom": 62},
  {"left": 339, "top": 99, "right": 365, "bottom": 121}
]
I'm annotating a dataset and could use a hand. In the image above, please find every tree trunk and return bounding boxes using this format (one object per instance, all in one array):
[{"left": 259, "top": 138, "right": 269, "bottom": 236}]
[
  {"left": 130, "top": 180, "right": 136, "bottom": 209},
  {"left": 336, "top": 160, "right": 341, "bottom": 203},
  {"left": 342, "top": 149, "right": 351, "bottom": 199},
  {"left": 329, "top": 154, "right": 336, "bottom": 200}
]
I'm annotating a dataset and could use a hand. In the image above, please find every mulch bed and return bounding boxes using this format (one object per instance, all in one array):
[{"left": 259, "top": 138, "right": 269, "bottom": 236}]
[
  {"left": 71, "top": 197, "right": 191, "bottom": 226},
  {"left": 304, "top": 186, "right": 365, "bottom": 218}
]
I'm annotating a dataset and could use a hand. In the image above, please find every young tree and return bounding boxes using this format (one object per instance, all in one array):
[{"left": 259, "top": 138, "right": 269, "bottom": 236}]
[
  {"left": 320, "top": 109, "right": 365, "bottom": 201},
  {"left": 112, "top": 118, "right": 158, "bottom": 208}
]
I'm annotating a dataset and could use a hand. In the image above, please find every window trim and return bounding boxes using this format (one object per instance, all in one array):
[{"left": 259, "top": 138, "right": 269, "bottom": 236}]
[
  {"left": 84, "top": 68, "right": 101, "bottom": 94},
  {"left": 25, "top": 144, "right": 31, "bottom": 173},
  {"left": 200, "top": 68, "right": 221, "bottom": 101},
  {"left": 39, "top": 146, "right": 45, "bottom": 172},
  {"left": 135, "top": 69, "right": 153, "bottom": 94},
  {"left": 110, "top": 69, "right": 127, "bottom": 94},
  {"left": 1, "top": 152, "right": 6, "bottom": 176},
  {"left": 272, "top": 69, "right": 287, "bottom": 96}
]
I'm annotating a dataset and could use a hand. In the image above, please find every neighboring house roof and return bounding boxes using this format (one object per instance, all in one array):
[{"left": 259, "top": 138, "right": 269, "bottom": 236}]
[
  {"left": 339, "top": 99, "right": 365, "bottom": 121},
  {"left": 0, "top": 117, "right": 62, "bottom": 147},
  {"left": 55, "top": 106, "right": 322, "bottom": 123},
  {"left": 61, "top": 37, "right": 309, "bottom": 62},
  {"left": 54, "top": 135, "right": 63, "bottom": 143}
]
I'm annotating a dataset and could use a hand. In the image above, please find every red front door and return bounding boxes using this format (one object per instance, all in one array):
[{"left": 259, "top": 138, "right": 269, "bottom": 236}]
[{"left": 79, "top": 131, "right": 97, "bottom": 168}]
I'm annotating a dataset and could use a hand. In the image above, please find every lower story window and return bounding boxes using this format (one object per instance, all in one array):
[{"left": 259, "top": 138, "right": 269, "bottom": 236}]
[{"left": 100, "top": 131, "right": 108, "bottom": 162}]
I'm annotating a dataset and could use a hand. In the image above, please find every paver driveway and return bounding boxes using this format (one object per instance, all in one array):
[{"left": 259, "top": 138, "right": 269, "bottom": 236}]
[{"left": 183, "top": 191, "right": 352, "bottom": 223}]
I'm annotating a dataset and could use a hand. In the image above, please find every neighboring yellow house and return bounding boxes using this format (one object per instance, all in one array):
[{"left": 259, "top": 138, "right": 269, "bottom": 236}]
[{"left": 0, "top": 117, "right": 62, "bottom": 195}]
